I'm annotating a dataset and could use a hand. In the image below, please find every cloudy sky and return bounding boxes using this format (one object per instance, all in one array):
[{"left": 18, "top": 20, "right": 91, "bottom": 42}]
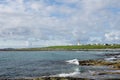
[{"left": 0, "top": 0, "right": 120, "bottom": 48}]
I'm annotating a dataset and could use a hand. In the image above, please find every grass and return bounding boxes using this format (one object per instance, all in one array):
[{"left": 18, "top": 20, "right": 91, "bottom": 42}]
[{"left": 15, "top": 44, "right": 120, "bottom": 51}]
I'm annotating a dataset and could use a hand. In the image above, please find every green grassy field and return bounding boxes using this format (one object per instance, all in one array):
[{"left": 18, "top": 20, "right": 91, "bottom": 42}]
[{"left": 15, "top": 44, "right": 120, "bottom": 51}]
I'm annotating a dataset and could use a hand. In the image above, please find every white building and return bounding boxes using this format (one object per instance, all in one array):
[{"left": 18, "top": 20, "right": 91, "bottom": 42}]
[{"left": 77, "top": 42, "right": 81, "bottom": 45}]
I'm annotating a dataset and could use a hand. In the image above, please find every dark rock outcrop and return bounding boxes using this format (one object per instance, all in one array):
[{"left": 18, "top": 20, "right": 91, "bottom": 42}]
[{"left": 79, "top": 59, "right": 120, "bottom": 69}]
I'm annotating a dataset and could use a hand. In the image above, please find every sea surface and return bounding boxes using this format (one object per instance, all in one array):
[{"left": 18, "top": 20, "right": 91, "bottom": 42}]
[{"left": 0, "top": 51, "right": 120, "bottom": 79}]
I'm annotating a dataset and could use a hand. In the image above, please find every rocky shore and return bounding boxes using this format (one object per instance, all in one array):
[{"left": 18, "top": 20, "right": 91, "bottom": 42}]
[
  {"left": 1, "top": 77, "right": 120, "bottom": 80},
  {"left": 78, "top": 52, "right": 120, "bottom": 78},
  {"left": 7, "top": 77, "right": 119, "bottom": 80},
  {"left": 33, "top": 77, "right": 92, "bottom": 80},
  {"left": 24, "top": 53, "right": 120, "bottom": 80},
  {"left": 33, "top": 77, "right": 120, "bottom": 80},
  {"left": 1, "top": 52, "right": 120, "bottom": 80},
  {"left": 79, "top": 59, "right": 120, "bottom": 69}
]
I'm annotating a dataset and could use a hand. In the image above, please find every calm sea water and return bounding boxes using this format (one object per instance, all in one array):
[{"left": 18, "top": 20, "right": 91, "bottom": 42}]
[{"left": 0, "top": 51, "right": 119, "bottom": 79}]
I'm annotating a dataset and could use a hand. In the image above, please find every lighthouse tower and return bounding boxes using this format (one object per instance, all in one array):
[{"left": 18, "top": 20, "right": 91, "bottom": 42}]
[
  {"left": 77, "top": 42, "right": 80, "bottom": 45},
  {"left": 77, "top": 39, "right": 81, "bottom": 45}
]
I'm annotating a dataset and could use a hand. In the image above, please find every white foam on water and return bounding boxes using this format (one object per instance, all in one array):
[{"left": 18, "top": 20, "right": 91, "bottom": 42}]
[
  {"left": 66, "top": 59, "right": 79, "bottom": 65},
  {"left": 104, "top": 57, "right": 117, "bottom": 61},
  {"left": 116, "top": 55, "right": 120, "bottom": 58},
  {"left": 54, "top": 67, "right": 80, "bottom": 77},
  {"left": 106, "top": 70, "right": 120, "bottom": 73},
  {"left": 57, "top": 71, "right": 80, "bottom": 77}
]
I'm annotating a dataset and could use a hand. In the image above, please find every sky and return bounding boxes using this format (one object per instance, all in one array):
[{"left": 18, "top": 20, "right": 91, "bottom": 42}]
[{"left": 0, "top": 0, "right": 120, "bottom": 48}]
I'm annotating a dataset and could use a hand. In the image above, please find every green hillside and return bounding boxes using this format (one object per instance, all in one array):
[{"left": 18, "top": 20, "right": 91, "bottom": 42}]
[{"left": 15, "top": 44, "right": 120, "bottom": 51}]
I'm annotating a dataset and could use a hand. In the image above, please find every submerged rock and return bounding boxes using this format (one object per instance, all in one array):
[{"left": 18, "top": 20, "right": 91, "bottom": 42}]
[
  {"left": 105, "top": 53, "right": 120, "bottom": 57},
  {"left": 79, "top": 60, "right": 120, "bottom": 69},
  {"left": 33, "top": 77, "right": 92, "bottom": 80},
  {"left": 33, "top": 77, "right": 120, "bottom": 80},
  {"left": 97, "top": 72, "right": 120, "bottom": 75}
]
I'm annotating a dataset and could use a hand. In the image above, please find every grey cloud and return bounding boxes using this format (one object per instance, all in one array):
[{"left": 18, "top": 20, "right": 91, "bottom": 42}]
[{"left": 0, "top": 0, "right": 120, "bottom": 47}]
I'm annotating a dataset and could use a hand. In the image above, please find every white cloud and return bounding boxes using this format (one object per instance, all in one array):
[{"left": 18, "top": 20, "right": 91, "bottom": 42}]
[
  {"left": 0, "top": 40, "right": 29, "bottom": 48},
  {"left": 0, "top": 0, "right": 120, "bottom": 47},
  {"left": 105, "top": 31, "right": 120, "bottom": 41},
  {"left": 55, "top": 0, "right": 79, "bottom": 4}
]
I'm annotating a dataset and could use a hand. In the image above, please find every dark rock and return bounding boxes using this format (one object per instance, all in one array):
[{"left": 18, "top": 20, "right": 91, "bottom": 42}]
[
  {"left": 79, "top": 59, "right": 120, "bottom": 69},
  {"left": 34, "top": 77, "right": 93, "bottom": 80}
]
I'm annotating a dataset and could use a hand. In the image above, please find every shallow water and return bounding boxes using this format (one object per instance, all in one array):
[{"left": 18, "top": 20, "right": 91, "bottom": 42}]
[{"left": 0, "top": 51, "right": 119, "bottom": 79}]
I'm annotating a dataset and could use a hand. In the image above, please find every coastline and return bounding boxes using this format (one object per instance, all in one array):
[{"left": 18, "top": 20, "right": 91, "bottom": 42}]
[
  {"left": 1, "top": 77, "right": 120, "bottom": 80},
  {"left": 1, "top": 45, "right": 120, "bottom": 51},
  {"left": 0, "top": 47, "right": 120, "bottom": 80},
  {"left": 0, "top": 49, "right": 120, "bottom": 51}
]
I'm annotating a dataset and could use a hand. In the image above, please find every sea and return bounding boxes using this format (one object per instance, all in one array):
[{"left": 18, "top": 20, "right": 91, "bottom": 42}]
[{"left": 0, "top": 51, "right": 120, "bottom": 79}]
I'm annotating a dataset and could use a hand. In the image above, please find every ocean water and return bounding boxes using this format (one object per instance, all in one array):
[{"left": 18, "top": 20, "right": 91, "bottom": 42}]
[{"left": 0, "top": 51, "right": 119, "bottom": 79}]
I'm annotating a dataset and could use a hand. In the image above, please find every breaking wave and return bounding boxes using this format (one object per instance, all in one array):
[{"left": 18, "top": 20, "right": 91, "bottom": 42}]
[
  {"left": 53, "top": 67, "right": 80, "bottom": 77},
  {"left": 66, "top": 59, "right": 79, "bottom": 65},
  {"left": 105, "top": 57, "right": 117, "bottom": 61}
]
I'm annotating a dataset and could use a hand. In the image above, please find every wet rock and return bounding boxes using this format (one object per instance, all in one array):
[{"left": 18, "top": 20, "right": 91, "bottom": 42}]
[
  {"left": 33, "top": 77, "right": 92, "bottom": 80},
  {"left": 93, "top": 71, "right": 120, "bottom": 75},
  {"left": 113, "top": 64, "right": 120, "bottom": 69},
  {"left": 79, "top": 60, "right": 120, "bottom": 69},
  {"left": 105, "top": 53, "right": 120, "bottom": 56}
]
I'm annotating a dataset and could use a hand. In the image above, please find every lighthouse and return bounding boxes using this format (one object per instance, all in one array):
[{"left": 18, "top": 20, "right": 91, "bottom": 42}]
[{"left": 77, "top": 42, "right": 80, "bottom": 45}]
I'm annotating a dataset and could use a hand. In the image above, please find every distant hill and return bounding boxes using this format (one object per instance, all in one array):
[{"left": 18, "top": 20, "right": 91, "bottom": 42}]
[{"left": 11, "top": 44, "right": 120, "bottom": 51}]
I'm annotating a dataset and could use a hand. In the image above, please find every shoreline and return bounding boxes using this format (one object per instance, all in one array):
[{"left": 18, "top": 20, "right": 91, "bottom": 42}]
[
  {"left": 1, "top": 77, "right": 120, "bottom": 80},
  {"left": 0, "top": 49, "right": 120, "bottom": 51},
  {"left": 0, "top": 49, "right": 120, "bottom": 79},
  {"left": 0, "top": 45, "right": 120, "bottom": 51}
]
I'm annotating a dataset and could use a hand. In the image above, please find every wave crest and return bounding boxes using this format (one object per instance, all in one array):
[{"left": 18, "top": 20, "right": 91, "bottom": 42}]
[
  {"left": 66, "top": 59, "right": 79, "bottom": 65},
  {"left": 54, "top": 67, "right": 80, "bottom": 77}
]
